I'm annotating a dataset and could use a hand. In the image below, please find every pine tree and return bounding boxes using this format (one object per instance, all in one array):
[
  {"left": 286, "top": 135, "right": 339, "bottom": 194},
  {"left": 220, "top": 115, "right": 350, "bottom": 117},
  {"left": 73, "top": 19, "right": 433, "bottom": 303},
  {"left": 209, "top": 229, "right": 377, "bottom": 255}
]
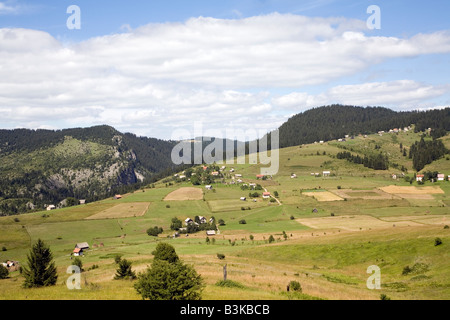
[
  {"left": 134, "top": 243, "right": 204, "bottom": 300},
  {"left": 22, "top": 239, "right": 58, "bottom": 288},
  {"left": 114, "top": 259, "right": 136, "bottom": 280}
]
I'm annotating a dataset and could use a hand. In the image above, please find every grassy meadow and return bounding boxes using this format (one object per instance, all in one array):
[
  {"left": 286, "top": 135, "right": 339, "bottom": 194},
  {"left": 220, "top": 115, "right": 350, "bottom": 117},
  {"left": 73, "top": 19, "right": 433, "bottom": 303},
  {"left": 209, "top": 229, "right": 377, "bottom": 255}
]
[{"left": 0, "top": 130, "right": 449, "bottom": 300}]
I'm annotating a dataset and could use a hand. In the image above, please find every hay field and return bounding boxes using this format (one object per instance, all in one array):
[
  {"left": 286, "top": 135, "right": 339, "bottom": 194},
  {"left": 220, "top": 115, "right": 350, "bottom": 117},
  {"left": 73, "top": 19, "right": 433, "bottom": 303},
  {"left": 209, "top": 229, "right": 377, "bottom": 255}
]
[
  {"left": 85, "top": 202, "right": 150, "bottom": 220},
  {"left": 333, "top": 188, "right": 395, "bottom": 200},
  {"left": 303, "top": 191, "right": 344, "bottom": 202},
  {"left": 296, "top": 215, "right": 423, "bottom": 231},
  {"left": 379, "top": 185, "right": 444, "bottom": 195},
  {"left": 163, "top": 187, "right": 203, "bottom": 201}
]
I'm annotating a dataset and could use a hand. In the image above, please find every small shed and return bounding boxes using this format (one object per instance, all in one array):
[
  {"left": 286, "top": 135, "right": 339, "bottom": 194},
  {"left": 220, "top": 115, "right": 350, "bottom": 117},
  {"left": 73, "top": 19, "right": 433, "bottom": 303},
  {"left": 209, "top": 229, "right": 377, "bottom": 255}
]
[
  {"left": 206, "top": 230, "right": 216, "bottom": 236},
  {"left": 114, "top": 195, "right": 122, "bottom": 200},
  {"left": 240, "top": 197, "right": 247, "bottom": 201}
]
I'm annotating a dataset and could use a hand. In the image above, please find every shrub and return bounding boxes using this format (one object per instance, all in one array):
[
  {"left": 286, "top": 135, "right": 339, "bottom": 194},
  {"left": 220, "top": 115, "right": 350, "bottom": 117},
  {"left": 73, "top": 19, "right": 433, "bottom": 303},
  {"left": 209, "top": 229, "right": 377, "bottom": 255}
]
[
  {"left": 289, "top": 280, "right": 302, "bottom": 292},
  {"left": 268, "top": 235, "right": 275, "bottom": 243},
  {"left": 147, "top": 226, "right": 163, "bottom": 237},
  {"left": 0, "top": 265, "right": 9, "bottom": 279},
  {"left": 215, "top": 280, "right": 245, "bottom": 289},
  {"left": 114, "top": 254, "right": 122, "bottom": 264},
  {"left": 380, "top": 294, "right": 391, "bottom": 300},
  {"left": 444, "top": 225, "right": 449, "bottom": 229},
  {"left": 239, "top": 219, "right": 247, "bottom": 224},
  {"left": 73, "top": 257, "right": 83, "bottom": 272},
  {"left": 217, "top": 253, "right": 225, "bottom": 260},
  {"left": 434, "top": 237, "right": 443, "bottom": 246}
]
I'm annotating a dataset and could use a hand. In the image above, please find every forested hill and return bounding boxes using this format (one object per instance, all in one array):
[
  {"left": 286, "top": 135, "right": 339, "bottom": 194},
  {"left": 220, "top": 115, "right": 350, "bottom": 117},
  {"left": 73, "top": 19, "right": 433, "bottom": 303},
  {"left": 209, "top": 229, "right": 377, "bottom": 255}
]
[
  {"left": 278, "top": 105, "right": 450, "bottom": 148},
  {"left": 0, "top": 125, "right": 178, "bottom": 215}
]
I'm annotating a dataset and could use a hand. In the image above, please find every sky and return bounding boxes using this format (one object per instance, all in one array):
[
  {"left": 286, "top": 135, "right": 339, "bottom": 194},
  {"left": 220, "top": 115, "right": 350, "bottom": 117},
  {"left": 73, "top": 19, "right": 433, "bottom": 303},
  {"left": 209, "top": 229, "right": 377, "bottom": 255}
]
[{"left": 1, "top": 0, "right": 450, "bottom": 140}]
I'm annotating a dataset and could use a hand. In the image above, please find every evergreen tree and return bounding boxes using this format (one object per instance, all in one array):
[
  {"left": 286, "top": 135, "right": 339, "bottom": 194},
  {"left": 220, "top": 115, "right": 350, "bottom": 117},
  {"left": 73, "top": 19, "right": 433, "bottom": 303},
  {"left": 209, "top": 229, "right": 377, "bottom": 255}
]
[
  {"left": 134, "top": 243, "right": 204, "bottom": 300},
  {"left": 114, "top": 259, "right": 136, "bottom": 280},
  {"left": 22, "top": 239, "right": 58, "bottom": 288}
]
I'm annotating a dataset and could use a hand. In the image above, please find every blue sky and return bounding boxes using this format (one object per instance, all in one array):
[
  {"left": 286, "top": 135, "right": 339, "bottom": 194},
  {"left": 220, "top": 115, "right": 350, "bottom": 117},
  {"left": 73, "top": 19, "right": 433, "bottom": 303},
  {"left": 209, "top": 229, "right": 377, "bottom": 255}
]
[{"left": 1, "top": 0, "right": 449, "bottom": 139}]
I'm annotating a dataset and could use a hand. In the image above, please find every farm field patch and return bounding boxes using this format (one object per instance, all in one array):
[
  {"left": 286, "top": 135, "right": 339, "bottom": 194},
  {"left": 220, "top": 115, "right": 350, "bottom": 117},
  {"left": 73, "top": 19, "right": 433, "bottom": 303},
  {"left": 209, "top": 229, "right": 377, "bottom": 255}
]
[
  {"left": 163, "top": 187, "right": 203, "bottom": 201},
  {"left": 85, "top": 202, "right": 150, "bottom": 220}
]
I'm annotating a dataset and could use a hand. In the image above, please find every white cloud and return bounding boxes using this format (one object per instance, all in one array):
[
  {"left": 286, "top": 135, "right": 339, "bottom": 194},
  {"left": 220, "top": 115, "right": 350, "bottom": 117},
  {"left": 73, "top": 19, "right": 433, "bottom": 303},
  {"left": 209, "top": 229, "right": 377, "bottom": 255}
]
[
  {"left": 1, "top": 13, "right": 450, "bottom": 138},
  {"left": 272, "top": 80, "right": 449, "bottom": 110}
]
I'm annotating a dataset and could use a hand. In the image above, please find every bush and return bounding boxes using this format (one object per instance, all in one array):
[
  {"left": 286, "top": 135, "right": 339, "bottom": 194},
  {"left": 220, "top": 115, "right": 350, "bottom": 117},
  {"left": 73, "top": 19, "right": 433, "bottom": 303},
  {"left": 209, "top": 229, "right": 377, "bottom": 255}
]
[
  {"left": 239, "top": 219, "right": 247, "bottom": 224},
  {"left": 289, "top": 280, "right": 302, "bottom": 292},
  {"left": 215, "top": 280, "right": 245, "bottom": 289},
  {"left": 0, "top": 265, "right": 9, "bottom": 279},
  {"left": 444, "top": 225, "right": 449, "bottom": 229},
  {"left": 380, "top": 294, "right": 391, "bottom": 300},
  {"left": 147, "top": 226, "right": 163, "bottom": 237},
  {"left": 217, "top": 253, "right": 225, "bottom": 260},
  {"left": 73, "top": 257, "right": 83, "bottom": 272},
  {"left": 114, "top": 254, "right": 123, "bottom": 264},
  {"left": 268, "top": 235, "right": 275, "bottom": 243},
  {"left": 434, "top": 237, "right": 443, "bottom": 246}
]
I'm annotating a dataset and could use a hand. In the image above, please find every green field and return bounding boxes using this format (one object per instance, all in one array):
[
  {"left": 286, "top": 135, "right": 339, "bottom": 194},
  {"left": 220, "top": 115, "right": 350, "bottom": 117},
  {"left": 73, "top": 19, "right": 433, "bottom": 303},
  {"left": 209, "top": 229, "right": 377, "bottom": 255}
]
[{"left": 0, "top": 130, "right": 449, "bottom": 300}]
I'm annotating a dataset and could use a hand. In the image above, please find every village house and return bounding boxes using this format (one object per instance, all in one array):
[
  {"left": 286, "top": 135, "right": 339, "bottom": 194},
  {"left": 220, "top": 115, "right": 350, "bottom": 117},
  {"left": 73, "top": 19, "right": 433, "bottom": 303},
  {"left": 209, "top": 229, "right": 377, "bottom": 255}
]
[
  {"left": 263, "top": 192, "right": 271, "bottom": 199},
  {"left": 114, "top": 195, "right": 122, "bottom": 200},
  {"left": 392, "top": 174, "right": 397, "bottom": 180},
  {"left": 206, "top": 230, "right": 216, "bottom": 236},
  {"left": 416, "top": 175, "right": 424, "bottom": 182},
  {"left": 437, "top": 174, "right": 445, "bottom": 181},
  {"left": 73, "top": 242, "right": 89, "bottom": 257},
  {"left": 2, "top": 260, "right": 20, "bottom": 272},
  {"left": 291, "top": 174, "right": 297, "bottom": 179},
  {"left": 185, "top": 218, "right": 193, "bottom": 226},
  {"left": 323, "top": 171, "right": 331, "bottom": 177},
  {"left": 79, "top": 199, "right": 86, "bottom": 205},
  {"left": 211, "top": 171, "right": 219, "bottom": 176},
  {"left": 198, "top": 216, "right": 207, "bottom": 224},
  {"left": 235, "top": 174, "right": 242, "bottom": 178},
  {"left": 240, "top": 197, "right": 247, "bottom": 201},
  {"left": 46, "top": 205, "right": 56, "bottom": 211},
  {"left": 256, "top": 174, "right": 264, "bottom": 179},
  {"left": 205, "top": 185, "right": 213, "bottom": 190}
]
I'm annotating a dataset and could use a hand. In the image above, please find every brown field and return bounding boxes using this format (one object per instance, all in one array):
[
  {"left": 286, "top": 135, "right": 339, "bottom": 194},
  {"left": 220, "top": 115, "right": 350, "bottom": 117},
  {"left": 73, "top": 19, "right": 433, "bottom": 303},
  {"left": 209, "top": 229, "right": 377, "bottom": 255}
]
[
  {"left": 163, "top": 187, "right": 203, "bottom": 201},
  {"left": 303, "top": 191, "right": 344, "bottom": 202},
  {"left": 334, "top": 188, "right": 395, "bottom": 200},
  {"left": 379, "top": 215, "right": 449, "bottom": 226},
  {"left": 85, "top": 202, "right": 150, "bottom": 220},
  {"left": 379, "top": 185, "right": 444, "bottom": 195},
  {"left": 296, "top": 215, "right": 423, "bottom": 231}
]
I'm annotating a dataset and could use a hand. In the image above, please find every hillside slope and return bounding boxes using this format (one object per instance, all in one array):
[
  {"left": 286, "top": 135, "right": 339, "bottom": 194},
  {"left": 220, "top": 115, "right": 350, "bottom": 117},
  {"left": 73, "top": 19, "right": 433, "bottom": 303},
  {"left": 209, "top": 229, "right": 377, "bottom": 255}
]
[{"left": 0, "top": 125, "right": 177, "bottom": 215}]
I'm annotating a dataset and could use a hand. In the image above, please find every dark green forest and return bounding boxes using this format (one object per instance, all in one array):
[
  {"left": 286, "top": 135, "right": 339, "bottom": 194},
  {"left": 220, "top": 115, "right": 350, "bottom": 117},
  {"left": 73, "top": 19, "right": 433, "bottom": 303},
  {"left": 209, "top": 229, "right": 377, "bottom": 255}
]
[{"left": 277, "top": 105, "right": 449, "bottom": 148}]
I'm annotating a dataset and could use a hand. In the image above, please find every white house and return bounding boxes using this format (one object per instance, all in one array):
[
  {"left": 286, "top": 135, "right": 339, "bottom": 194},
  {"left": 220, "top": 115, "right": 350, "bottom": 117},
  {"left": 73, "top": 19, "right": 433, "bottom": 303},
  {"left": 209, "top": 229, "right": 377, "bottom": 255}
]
[
  {"left": 323, "top": 171, "right": 331, "bottom": 176},
  {"left": 240, "top": 197, "right": 247, "bottom": 201},
  {"left": 205, "top": 185, "right": 213, "bottom": 190},
  {"left": 263, "top": 192, "right": 271, "bottom": 199},
  {"left": 416, "top": 175, "right": 424, "bottom": 182},
  {"left": 47, "top": 205, "right": 56, "bottom": 211},
  {"left": 185, "top": 218, "right": 193, "bottom": 225},
  {"left": 437, "top": 174, "right": 445, "bottom": 181},
  {"left": 198, "top": 216, "right": 207, "bottom": 224},
  {"left": 206, "top": 230, "right": 216, "bottom": 236}
]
